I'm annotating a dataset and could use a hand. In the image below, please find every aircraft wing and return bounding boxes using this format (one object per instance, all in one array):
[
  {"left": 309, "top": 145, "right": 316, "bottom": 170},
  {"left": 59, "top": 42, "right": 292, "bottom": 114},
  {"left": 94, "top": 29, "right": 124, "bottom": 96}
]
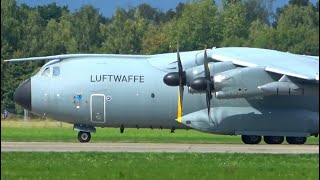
[
  {"left": 4, "top": 54, "right": 151, "bottom": 62},
  {"left": 210, "top": 47, "right": 319, "bottom": 81}
]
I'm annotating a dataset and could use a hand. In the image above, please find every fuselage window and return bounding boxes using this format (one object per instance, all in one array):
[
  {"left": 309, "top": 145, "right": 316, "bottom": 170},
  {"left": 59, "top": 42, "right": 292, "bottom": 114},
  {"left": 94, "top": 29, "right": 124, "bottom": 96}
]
[
  {"left": 53, "top": 66, "right": 60, "bottom": 76},
  {"left": 41, "top": 67, "right": 51, "bottom": 77}
]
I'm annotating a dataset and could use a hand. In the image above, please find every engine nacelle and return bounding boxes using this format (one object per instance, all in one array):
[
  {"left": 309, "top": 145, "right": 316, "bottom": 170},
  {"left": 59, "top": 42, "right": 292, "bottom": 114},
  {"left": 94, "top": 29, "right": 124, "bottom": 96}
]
[
  {"left": 213, "top": 67, "right": 275, "bottom": 98},
  {"left": 214, "top": 67, "right": 319, "bottom": 98},
  {"left": 186, "top": 61, "right": 236, "bottom": 92},
  {"left": 258, "top": 81, "right": 319, "bottom": 96}
]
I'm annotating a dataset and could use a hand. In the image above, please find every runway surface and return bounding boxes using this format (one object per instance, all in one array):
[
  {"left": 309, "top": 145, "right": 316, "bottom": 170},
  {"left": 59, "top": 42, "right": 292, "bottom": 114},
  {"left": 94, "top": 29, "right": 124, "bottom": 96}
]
[{"left": 1, "top": 142, "right": 319, "bottom": 154}]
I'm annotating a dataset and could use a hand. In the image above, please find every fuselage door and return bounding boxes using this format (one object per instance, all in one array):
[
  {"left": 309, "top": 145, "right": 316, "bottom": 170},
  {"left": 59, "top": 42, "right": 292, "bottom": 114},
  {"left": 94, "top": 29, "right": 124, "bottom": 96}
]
[{"left": 90, "top": 94, "right": 106, "bottom": 123}]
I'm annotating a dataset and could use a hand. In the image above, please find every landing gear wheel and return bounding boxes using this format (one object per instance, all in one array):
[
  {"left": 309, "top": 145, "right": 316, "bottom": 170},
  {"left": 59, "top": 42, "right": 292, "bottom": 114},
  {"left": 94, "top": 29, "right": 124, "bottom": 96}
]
[
  {"left": 78, "top": 131, "right": 91, "bottom": 143},
  {"left": 286, "top": 137, "right": 307, "bottom": 144},
  {"left": 241, "top": 135, "right": 261, "bottom": 144},
  {"left": 263, "top": 136, "right": 284, "bottom": 144}
]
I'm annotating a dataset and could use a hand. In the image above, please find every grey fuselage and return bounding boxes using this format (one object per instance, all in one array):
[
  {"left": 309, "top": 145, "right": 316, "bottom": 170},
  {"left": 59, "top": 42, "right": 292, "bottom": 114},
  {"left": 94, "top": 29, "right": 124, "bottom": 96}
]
[{"left": 29, "top": 50, "right": 319, "bottom": 137}]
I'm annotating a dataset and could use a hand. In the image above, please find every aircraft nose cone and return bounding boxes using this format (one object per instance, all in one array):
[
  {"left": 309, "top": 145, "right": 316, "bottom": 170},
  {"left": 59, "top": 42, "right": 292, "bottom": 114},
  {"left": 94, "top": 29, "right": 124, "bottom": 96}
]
[{"left": 14, "top": 78, "right": 31, "bottom": 111}]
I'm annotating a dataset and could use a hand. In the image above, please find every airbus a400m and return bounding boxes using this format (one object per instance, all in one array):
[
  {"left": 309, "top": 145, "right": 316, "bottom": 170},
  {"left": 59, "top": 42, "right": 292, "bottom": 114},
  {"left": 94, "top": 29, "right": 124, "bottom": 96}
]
[{"left": 6, "top": 46, "right": 319, "bottom": 144}]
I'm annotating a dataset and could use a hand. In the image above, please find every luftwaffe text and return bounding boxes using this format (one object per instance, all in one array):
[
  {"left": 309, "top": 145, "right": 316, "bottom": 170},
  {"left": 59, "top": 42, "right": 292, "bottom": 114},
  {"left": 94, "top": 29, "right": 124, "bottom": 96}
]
[{"left": 91, "top": 75, "right": 144, "bottom": 83}]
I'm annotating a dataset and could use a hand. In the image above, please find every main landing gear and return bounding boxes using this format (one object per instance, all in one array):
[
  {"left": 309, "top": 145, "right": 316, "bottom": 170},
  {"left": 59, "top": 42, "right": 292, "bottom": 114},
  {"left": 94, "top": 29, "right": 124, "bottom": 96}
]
[
  {"left": 263, "top": 136, "right": 284, "bottom": 144},
  {"left": 241, "top": 135, "right": 261, "bottom": 144},
  {"left": 286, "top": 136, "right": 307, "bottom": 144},
  {"left": 241, "top": 135, "right": 307, "bottom": 144}
]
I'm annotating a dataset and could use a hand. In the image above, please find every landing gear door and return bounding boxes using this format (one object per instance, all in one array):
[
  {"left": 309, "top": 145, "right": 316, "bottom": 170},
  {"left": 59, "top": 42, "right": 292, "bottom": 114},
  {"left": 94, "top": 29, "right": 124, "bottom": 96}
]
[{"left": 90, "top": 94, "right": 106, "bottom": 123}]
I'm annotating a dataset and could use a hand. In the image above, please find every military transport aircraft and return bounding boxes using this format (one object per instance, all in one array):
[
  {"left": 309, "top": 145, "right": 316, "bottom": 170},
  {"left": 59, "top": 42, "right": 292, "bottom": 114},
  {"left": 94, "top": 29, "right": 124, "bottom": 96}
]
[{"left": 5, "top": 46, "right": 319, "bottom": 144}]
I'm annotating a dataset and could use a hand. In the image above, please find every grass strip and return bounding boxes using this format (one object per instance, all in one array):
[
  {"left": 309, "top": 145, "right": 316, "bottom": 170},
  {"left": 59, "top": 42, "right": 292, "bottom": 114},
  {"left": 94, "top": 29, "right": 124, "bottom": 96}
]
[{"left": 1, "top": 152, "right": 318, "bottom": 180}]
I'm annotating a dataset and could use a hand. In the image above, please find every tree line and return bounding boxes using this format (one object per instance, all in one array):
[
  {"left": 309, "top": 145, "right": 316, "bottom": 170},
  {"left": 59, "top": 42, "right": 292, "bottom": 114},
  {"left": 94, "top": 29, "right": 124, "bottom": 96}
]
[{"left": 1, "top": 0, "right": 319, "bottom": 114}]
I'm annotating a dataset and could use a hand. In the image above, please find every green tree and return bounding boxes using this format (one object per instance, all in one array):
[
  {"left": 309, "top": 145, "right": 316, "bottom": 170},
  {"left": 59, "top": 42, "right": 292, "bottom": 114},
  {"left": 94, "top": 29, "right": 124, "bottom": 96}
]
[
  {"left": 42, "top": 19, "right": 67, "bottom": 55},
  {"left": 1, "top": 0, "right": 45, "bottom": 111},
  {"left": 221, "top": 0, "right": 248, "bottom": 46},
  {"left": 1, "top": 0, "right": 20, "bottom": 110},
  {"left": 289, "top": 0, "right": 310, "bottom": 6},
  {"left": 275, "top": 4, "right": 319, "bottom": 55},
  {"left": 36, "top": 3, "right": 69, "bottom": 23},
  {"left": 1, "top": 0, "right": 21, "bottom": 56},
  {"left": 142, "top": 21, "right": 176, "bottom": 54},
  {"left": 246, "top": 19, "right": 276, "bottom": 49},
  {"left": 14, "top": 6, "right": 46, "bottom": 57},
  {"left": 72, "top": 5, "right": 104, "bottom": 53},
  {"left": 42, "top": 11, "right": 78, "bottom": 55},
  {"left": 100, "top": 9, "right": 147, "bottom": 54},
  {"left": 244, "top": 0, "right": 270, "bottom": 25},
  {"left": 134, "top": 3, "right": 161, "bottom": 23},
  {"left": 175, "top": 0, "right": 221, "bottom": 50}
]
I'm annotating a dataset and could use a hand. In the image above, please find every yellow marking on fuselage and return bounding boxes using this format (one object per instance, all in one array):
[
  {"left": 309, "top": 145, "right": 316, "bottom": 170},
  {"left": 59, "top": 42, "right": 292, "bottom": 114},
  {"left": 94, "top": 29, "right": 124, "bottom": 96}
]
[{"left": 177, "top": 88, "right": 182, "bottom": 123}]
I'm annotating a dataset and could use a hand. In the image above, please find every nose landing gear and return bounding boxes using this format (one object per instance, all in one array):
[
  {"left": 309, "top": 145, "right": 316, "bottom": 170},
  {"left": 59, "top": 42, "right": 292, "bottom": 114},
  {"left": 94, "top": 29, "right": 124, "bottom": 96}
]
[
  {"left": 78, "top": 131, "right": 91, "bottom": 143},
  {"left": 73, "top": 124, "right": 96, "bottom": 143}
]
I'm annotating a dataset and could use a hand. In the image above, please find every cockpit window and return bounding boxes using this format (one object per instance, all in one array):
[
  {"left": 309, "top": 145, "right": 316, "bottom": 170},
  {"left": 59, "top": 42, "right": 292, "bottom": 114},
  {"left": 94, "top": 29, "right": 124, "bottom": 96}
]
[
  {"left": 41, "top": 67, "right": 51, "bottom": 77},
  {"left": 53, "top": 66, "right": 60, "bottom": 76}
]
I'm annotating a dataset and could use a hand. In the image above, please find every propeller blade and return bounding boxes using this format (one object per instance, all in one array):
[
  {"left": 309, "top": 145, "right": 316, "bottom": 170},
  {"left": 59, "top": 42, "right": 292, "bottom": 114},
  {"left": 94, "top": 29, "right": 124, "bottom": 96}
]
[
  {"left": 163, "top": 43, "right": 186, "bottom": 122},
  {"left": 177, "top": 44, "right": 183, "bottom": 79},
  {"left": 177, "top": 83, "right": 183, "bottom": 122},
  {"left": 177, "top": 43, "right": 183, "bottom": 101},
  {"left": 176, "top": 43, "right": 184, "bottom": 122},
  {"left": 204, "top": 48, "right": 210, "bottom": 81},
  {"left": 206, "top": 86, "right": 211, "bottom": 116},
  {"left": 204, "top": 48, "right": 213, "bottom": 118},
  {"left": 177, "top": 44, "right": 182, "bottom": 74},
  {"left": 179, "top": 82, "right": 184, "bottom": 109}
]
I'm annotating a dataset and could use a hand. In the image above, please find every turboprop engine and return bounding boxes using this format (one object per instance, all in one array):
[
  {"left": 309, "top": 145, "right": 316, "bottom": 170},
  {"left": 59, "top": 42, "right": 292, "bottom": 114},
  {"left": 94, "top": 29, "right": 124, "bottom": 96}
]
[
  {"left": 185, "top": 61, "right": 237, "bottom": 93},
  {"left": 190, "top": 66, "right": 319, "bottom": 99}
]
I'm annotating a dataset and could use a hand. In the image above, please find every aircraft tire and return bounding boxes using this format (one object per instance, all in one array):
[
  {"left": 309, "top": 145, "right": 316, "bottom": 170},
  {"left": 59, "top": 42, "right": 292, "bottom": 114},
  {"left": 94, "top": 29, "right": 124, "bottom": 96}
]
[
  {"left": 286, "top": 137, "right": 307, "bottom": 144},
  {"left": 78, "top": 131, "right": 91, "bottom": 143},
  {"left": 263, "top": 136, "right": 284, "bottom": 144},
  {"left": 241, "top": 135, "right": 261, "bottom": 144}
]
